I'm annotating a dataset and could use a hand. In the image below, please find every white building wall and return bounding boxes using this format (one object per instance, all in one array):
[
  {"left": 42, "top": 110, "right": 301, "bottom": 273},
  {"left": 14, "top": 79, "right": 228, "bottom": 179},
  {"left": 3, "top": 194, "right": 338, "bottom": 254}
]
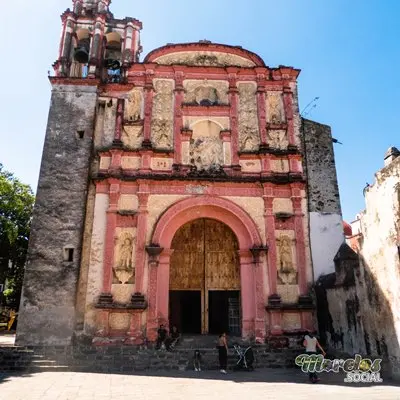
[{"left": 309, "top": 212, "right": 344, "bottom": 278}]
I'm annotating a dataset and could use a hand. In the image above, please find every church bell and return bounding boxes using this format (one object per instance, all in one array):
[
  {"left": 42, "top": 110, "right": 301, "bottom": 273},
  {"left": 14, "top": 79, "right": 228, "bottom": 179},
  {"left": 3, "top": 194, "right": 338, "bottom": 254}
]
[{"left": 74, "top": 46, "right": 90, "bottom": 64}]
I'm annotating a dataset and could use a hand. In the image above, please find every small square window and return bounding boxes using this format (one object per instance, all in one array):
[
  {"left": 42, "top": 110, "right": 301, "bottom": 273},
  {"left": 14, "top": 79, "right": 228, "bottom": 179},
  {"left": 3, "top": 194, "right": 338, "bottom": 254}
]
[
  {"left": 64, "top": 248, "right": 74, "bottom": 262},
  {"left": 77, "top": 130, "right": 85, "bottom": 139}
]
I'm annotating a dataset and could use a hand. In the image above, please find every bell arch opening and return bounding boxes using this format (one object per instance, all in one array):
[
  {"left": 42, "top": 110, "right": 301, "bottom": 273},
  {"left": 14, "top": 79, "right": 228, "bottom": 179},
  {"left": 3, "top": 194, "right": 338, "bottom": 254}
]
[{"left": 169, "top": 218, "right": 241, "bottom": 336}]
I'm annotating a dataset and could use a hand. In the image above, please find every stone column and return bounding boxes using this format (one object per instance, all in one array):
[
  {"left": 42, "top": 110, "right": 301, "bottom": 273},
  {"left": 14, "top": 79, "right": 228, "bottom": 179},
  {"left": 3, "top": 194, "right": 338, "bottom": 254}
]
[
  {"left": 147, "top": 248, "right": 172, "bottom": 341},
  {"left": 263, "top": 187, "right": 278, "bottom": 296},
  {"left": 135, "top": 187, "right": 149, "bottom": 294},
  {"left": 142, "top": 70, "right": 154, "bottom": 147},
  {"left": 89, "top": 17, "right": 105, "bottom": 65},
  {"left": 157, "top": 249, "right": 174, "bottom": 325},
  {"left": 283, "top": 86, "right": 295, "bottom": 146},
  {"left": 239, "top": 250, "right": 255, "bottom": 338},
  {"left": 173, "top": 71, "right": 184, "bottom": 165},
  {"left": 252, "top": 249, "right": 267, "bottom": 341},
  {"left": 220, "top": 130, "right": 232, "bottom": 169},
  {"left": 113, "top": 98, "right": 124, "bottom": 145},
  {"left": 256, "top": 70, "right": 267, "bottom": 145},
  {"left": 291, "top": 189, "right": 307, "bottom": 295},
  {"left": 102, "top": 180, "right": 120, "bottom": 293},
  {"left": 263, "top": 185, "right": 283, "bottom": 335},
  {"left": 228, "top": 71, "right": 240, "bottom": 168}
]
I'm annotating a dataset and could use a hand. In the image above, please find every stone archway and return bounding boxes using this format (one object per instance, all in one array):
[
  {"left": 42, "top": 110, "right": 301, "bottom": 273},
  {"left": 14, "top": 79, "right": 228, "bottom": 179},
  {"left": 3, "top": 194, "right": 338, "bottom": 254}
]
[{"left": 147, "top": 196, "right": 265, "bottom": 340}]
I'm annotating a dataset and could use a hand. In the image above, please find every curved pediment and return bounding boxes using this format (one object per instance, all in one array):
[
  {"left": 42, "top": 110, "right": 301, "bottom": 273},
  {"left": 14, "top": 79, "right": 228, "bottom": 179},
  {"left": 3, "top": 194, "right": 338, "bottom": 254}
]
[{"left": 144, "top": 42, "right": 265, "bottom": 67}]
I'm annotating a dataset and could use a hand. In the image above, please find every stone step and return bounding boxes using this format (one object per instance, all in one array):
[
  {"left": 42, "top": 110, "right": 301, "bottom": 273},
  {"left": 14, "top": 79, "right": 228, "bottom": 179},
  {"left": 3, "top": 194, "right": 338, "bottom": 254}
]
[{"left": 0, "top": 344, "right": 300, "bottom": 373}]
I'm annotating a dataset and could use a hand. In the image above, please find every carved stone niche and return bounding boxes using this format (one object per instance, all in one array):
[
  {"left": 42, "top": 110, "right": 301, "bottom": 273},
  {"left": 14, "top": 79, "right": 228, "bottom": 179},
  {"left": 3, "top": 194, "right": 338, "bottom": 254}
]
[
  {"left": 189, "top": 120, "right": 224, "bottom": 171},
  {"left": 113, "top": 230, "right": 136, "bottom": 284},
  {"left": 276, "top": 234, "right": 297, "bottom": 285},
  {"left": 124, "top": 88, "right": 143, "bottom": 123}
]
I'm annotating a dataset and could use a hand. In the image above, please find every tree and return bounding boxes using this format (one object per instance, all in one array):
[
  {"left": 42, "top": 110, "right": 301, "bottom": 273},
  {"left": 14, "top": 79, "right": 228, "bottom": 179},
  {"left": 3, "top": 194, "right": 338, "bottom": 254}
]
[{"left": 0, "top": 164, "right": 35, "bottom": 309}]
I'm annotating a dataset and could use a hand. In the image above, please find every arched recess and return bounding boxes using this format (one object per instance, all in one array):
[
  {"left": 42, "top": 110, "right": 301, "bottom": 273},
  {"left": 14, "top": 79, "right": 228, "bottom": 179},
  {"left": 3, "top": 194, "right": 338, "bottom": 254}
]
[
  {"left": 147, "top": 196, "right": 265, "bottom": 339},
  {"left": 152, "top": 196, "right": 262, "bottom": 250}
]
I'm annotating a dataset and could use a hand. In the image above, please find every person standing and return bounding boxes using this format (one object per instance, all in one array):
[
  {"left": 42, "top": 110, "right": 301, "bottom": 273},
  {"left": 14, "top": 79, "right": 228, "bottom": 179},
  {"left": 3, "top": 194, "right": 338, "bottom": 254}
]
[
  {"left": 217, "top": 333, "right": 228, "bottom": 374},
  {"left": 303, "top": 331, "right": 326, "bottom": 383}
]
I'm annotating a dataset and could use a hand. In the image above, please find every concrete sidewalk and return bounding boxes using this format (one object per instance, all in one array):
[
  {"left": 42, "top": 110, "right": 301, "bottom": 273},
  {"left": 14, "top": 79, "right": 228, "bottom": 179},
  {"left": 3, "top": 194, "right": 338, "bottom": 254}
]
[{"left": 0, "top": 368, "right": 398, "bottom": 400}]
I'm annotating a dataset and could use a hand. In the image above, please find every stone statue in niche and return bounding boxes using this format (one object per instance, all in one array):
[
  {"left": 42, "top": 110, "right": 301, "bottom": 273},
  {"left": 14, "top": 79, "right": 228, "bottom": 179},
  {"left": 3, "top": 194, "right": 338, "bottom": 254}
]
[
  {"left": 268, "top": 92, "right": 284, "bottom": 124},
  {"left": 276, "top": 235, "right": 297, "bottom": 285},
  {"left": 268, "top": 130, "right": 288, "bottom": 150},
  {"left": 114, "top": 232, "right": 135, "bottom": 284},
  {"left": 190, "top": 136, "right": 223, "bottom": 170},
  {"left": 125, "top": 89, "right": 142, "bottom": 122},
  {"left": 152, "top": 120, "right": 173, "bottom": 148}
]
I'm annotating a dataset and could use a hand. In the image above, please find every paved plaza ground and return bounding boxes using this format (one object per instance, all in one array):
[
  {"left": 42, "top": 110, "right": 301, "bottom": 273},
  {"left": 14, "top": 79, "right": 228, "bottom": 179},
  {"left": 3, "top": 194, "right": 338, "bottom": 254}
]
[
  {"left": 1, "top": 333, "right": 399, "bottom": 399},
  {"left": 1, "top": 368, "right": 399, "bottom": 400}
]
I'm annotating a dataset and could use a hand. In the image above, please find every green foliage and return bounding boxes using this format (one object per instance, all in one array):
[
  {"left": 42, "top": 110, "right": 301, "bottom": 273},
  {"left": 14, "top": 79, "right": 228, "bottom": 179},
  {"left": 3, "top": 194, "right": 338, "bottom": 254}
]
[{"left": 0, "top": 163, "right": 35, "bottom": 309}]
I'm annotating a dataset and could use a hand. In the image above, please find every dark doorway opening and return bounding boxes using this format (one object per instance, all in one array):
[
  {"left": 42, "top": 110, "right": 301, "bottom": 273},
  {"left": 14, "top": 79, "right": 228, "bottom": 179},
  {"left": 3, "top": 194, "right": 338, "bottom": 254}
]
[
  {"left": 169, "top": 291, "right": 201, "bottom": 334},
  {"left": 209, "top": 291, "right": 241, "bottom": 336}
]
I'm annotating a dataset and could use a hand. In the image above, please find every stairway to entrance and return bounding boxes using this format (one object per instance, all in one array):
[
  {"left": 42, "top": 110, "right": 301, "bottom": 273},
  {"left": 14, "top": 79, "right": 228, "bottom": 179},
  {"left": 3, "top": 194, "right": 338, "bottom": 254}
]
[{"left": 0, "top": 335, "right": 304, "bottom": 373}]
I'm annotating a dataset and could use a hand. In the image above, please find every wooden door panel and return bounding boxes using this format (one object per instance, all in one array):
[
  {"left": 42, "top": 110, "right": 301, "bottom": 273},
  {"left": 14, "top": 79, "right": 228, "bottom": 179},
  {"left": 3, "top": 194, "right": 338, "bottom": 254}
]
[
  {"left": 205, "top": 220, "right": 240, "bottom": 290},
  {"left": 170, "top": 219, "right": 204, "bottom": 290}
]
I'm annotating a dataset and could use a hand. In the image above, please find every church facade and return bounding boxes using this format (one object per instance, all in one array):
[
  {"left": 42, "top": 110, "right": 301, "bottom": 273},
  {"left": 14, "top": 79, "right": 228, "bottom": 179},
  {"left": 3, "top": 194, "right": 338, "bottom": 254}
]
[{"left": 16, "top": 0, "right": 344, "bottom": 346}]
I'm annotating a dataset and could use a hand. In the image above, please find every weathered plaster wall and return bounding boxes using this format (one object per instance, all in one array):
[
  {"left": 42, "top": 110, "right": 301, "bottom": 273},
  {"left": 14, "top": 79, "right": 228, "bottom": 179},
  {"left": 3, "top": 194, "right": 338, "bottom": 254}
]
[
  {"left": 83, "top": 193, "right": 109, "bottom": 333},
  {"left": 317, "top": 156, "right": 400, "bottom": 380},
  {"left": 303, "top": 119, "right": 344, "bottom": 277},
  {"left": 223, "top": 196, "right": 265, "bottom": 243},
  {"left": 16, "top": 84, "right": 98, "bottom": 345},
  {"left": 146, "top": 195, "right": 189, "bottom": 243}
]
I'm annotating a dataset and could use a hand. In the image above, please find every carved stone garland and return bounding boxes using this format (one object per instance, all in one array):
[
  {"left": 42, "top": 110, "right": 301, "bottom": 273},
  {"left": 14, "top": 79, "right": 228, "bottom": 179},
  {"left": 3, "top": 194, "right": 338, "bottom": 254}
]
[
  {"left": 151, "top": 80, "right": 174, "bottom": 149},
  {"left": 238, "top": 82, "right": 260, "bottom": 151}
]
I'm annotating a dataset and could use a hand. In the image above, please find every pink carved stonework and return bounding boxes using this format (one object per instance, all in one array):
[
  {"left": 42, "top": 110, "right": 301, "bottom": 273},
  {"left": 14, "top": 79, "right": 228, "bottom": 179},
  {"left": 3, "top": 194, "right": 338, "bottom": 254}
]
[{"left": 56, "top": 29, "right": 315, "bottom": 344}]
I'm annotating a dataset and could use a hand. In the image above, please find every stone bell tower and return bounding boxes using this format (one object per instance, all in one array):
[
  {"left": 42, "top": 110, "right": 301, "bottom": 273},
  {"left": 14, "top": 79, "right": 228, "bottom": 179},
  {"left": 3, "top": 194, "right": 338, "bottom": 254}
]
[
  {"left": 54, "top": 0, "right": 142, "bottom": 81},
  {"left": 16, "top": 1, "right": 142, "bottom": 346}
]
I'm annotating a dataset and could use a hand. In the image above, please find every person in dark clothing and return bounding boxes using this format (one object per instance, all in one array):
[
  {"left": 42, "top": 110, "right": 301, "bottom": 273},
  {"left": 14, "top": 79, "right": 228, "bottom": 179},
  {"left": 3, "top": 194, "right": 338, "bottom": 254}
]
[
  {"left": 217, "top": 332, "right": 228, "bottom": 373},
  {"left": 167, "top": 325, "right": 181, "bottom": 350},
  {"left": 156, "top": 324, "right": 168, "bottom": 350}
]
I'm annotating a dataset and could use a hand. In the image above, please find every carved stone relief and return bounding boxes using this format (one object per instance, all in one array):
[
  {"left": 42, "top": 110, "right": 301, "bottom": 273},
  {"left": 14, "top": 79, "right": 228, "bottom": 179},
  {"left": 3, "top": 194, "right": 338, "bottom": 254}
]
[
  {"left": 151, "top": 79, "right": 174, "bottom": 149},
  {"left": 184, "top": 80, "right": 229, "bottom": 105},
  {"left": 238, "top": 82, "right": 260, "bottom": 151},
  {"left": 122, "top": 125, "right": 143, "bottom": 149},
  {"left": 153, "top": 51, "right": 256, "bottom": 68},
  {"left": 277, "top": 284, "right": 299, "bottom": 303},
  {"left": 109, "top": 313, "right": 131, "bottom": 331},
  {"left": 282, "top": 313, "right": 301, "bottom": 330},
  {"left": 113, "top": 230, "right": 136, "bottom": 284},
  {"left": 276, "top": 234, "right": 297, "bottom": 284},
  {"left": 268, "top": 130, "right": 288, "bottom": 150},
  {"left": 189, "top": 121, "right": 223, "bottom": 170},
  {"left": 267, "top": 92, "right": 285, "bottom": 124},
  {"left": 124, "top": 88, "right": 143, "bottom": 122}
]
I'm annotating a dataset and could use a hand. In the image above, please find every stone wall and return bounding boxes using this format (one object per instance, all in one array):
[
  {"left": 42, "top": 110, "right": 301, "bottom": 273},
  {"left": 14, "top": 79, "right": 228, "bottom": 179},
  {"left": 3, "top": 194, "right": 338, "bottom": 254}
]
[
  {"left": 302, "top": 119, "right": 344, "bottom": 278},
  {"left": 316, "top": 155, "right": 400, "bottom": 380},
  {"left": 16, "top": 84, "right": 98, "bottom": 346}
]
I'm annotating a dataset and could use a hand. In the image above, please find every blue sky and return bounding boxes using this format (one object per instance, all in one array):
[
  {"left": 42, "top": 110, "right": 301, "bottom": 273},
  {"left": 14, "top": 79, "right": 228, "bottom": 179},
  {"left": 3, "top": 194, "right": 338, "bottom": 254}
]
[{"left": 1, "top": 0, "right": 399, "bottom": 222}]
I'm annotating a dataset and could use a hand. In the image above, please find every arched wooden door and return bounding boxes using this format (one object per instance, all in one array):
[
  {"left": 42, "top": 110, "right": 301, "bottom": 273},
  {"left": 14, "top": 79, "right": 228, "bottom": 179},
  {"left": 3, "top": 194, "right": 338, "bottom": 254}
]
[{"left": 169, "top": 218, "right": 241, "bottom": 335}]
